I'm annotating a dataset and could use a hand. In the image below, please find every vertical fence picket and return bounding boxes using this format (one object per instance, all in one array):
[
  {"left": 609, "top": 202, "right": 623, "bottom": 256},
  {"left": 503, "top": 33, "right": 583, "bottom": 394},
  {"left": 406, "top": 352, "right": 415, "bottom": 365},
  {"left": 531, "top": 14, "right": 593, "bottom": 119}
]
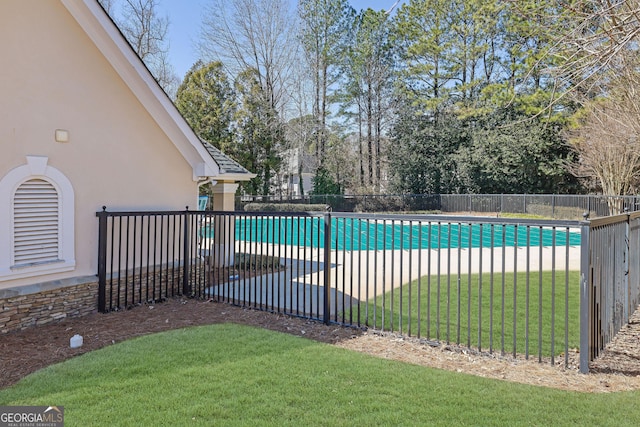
[
  {"left": 466, "top": 223, "right": 472, "bottom": 348},
  {"left": 525, "top": 226, "right": 531, "bottom": 359},
  {"left": 513, "top": 225, "right": 518, "bottom": 358},
  {"left": 97, "top": 208, "right": 108, "bottom": 313},
  {"left": 366, "top": 218, "right": 371, "bottom": 330},
  {"left": 182, "top": 210, "right": 189, "bottom": 296},
  {"left": 478, "top": 224, "right": 483, "bottom": 351},
  {"left": 436, "top": 221, "right": 441, "bottom": 340},
  {"left": 373, "top": 218, "right": 379, "bottom": 328},
  {"left": 381, "top": 219, "right": 386, "bottom": 331},
  {"left": 427, "top": 220, "right": 432, "bottom": 339},
  {"left": 501, "top": 225, "right": 506, "bottom": 355},
  {"left": 551, "top": 228, "right": 556, "bottom": 365},
  {"left": 538, "top": 227, "right": 543, "bottom": 363},
  {"left": 580, "top": 221, "right": 591, "bottom": 373},
  {"left": 417, "top": 223, "right": 422, "bottom": 338},
  {"left": 323, "top": 212, "right": 331, "bottom": 325},
  {"left": 408, "top": 221, "right": 413, "bottom": 336},
  {"left": 490, "top": 225, "right": 495, "bottom": 353},
  {"left": 145, "top": 215, "right": 151, "bottom": 302},
  {"left": 400, "top": 220, "right": 404, "bottom": 333},
  {"left": 391, "top": 220, "right": 396, "bottom": 332},
  {"left": 110, "top": 216, "right": 116, "bottom": 310},
  {"left": 565, "top": 228, "right": 570, "bottom": 368}
]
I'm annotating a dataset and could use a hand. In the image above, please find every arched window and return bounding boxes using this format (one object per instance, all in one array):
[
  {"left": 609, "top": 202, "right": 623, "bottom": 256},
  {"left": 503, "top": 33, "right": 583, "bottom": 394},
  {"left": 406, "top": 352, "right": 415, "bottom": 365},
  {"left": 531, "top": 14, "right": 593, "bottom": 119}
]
[{"left": 0, "top": 156, "right": 75, "bottom": 281}]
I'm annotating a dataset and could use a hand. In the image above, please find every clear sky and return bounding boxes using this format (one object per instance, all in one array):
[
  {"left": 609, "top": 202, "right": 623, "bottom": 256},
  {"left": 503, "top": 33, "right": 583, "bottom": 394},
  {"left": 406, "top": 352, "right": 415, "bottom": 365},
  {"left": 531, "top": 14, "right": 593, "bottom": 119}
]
[{"left": 156, "top": 1, "right": 404, "bottom": 80}]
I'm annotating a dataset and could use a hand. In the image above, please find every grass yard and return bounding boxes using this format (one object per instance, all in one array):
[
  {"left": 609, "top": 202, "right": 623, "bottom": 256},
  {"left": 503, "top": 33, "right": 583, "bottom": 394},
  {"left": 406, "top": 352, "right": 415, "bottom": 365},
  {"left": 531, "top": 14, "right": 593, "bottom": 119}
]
[
  {"left": 1, "top": 323, "right": 639, "bottom": 426},
  {"left": 346, "top": 270, "right": 581, "bottom": 358}
]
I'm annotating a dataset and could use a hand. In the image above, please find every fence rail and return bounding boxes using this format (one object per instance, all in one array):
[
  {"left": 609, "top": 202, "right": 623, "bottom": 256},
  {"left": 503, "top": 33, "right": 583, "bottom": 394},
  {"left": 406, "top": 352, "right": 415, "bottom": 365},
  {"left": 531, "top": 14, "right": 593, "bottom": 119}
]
[
  {"left": 97, "top": 209, "right": 597, "bottom": 369},
  {"left": 237, "top": 193, "right": 640, "bottom": 218}
]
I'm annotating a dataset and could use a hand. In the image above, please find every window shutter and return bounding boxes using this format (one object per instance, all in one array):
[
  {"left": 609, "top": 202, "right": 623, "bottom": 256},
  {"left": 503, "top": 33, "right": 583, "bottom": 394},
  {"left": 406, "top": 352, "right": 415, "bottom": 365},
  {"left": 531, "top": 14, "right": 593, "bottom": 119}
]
[{"left": 13, "top": 179, "right": 60, "bottom": 266}]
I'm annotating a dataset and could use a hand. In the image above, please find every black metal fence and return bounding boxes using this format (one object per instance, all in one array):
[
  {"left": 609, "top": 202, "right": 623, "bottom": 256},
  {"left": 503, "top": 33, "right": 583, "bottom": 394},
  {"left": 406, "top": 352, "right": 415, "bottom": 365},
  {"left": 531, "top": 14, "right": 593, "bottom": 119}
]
[
  {"left": 98, "top": 208, "right": 595, "bottom": 369},
  {"left": 237, "top": 193, "right": 640, "bottom": 218},
  {"left": 580, "top": 212, "right": 640, "bottom": 372},
  {"left": 96, "top": 209, "right": 207, "bottom": 312}
]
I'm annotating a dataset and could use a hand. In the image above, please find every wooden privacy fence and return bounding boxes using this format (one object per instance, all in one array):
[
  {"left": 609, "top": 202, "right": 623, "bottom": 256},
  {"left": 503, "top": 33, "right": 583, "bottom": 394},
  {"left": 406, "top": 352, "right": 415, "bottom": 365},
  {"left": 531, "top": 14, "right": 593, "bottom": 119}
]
[{"left": 96, "top": 208, "right": 640, "bottom": 373}]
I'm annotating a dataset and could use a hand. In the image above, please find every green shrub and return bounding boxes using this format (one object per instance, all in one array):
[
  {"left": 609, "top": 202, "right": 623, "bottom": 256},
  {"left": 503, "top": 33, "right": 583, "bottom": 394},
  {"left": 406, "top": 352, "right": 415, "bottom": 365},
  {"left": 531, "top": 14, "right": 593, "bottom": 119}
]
[
  {"left": 234, "top": 253, "right": 283, "bottom": 270},
  {"left": 244, "top": 202, "right": 329, "bottom": 212}
]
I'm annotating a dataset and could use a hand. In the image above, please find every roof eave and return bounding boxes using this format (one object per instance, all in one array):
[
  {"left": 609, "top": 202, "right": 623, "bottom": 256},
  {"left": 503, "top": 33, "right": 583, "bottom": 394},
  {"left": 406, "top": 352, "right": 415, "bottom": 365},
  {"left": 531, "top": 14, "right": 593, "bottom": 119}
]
[{"left": 214, "top": 172, "right": 257, "bottom": 182}]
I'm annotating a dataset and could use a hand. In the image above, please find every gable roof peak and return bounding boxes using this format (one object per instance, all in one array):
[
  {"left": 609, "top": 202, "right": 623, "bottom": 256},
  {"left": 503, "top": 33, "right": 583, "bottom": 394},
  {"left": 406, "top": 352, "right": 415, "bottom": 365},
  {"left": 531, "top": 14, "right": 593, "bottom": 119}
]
[{"left": 62, "top": 0, "right": 253, "bottom": 182}]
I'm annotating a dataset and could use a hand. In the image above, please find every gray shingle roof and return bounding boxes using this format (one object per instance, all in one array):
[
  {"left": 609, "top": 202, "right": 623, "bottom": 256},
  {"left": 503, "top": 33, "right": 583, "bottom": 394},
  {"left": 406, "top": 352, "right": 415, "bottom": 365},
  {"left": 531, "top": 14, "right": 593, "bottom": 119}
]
[{"left": 199, "top": 139, "right": 254, "bottom": 177}]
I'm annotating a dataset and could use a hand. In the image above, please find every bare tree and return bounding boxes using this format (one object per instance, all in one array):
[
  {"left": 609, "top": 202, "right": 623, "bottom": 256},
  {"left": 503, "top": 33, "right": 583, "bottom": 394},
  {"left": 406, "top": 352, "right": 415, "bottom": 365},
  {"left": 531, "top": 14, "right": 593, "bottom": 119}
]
[
  {"left": 550, "top": 1, "right": 640, "bottom": 95},
  {"left": 99, "top": 0, "right": 179, "bottom": 98},
  {"left": 568, "top": 93, "right": 640, "bottom": 212},
  {"left": 505, "top": 1, "right": 640, "bottom": 101},
  {"left": 508, "top": 1, "right": 640, "bottom": 202},
  {"left": 551, "top": 2, "right": 640, "bottom": 207},
  {"left": 283, "top": 59, "right": 316, "bottom": 196},
  {"left": 99, "top": 0, "right": 116, "bottom": 14},
  {"left": 198, "top": 0, "right": 298, "bottom": 114}
]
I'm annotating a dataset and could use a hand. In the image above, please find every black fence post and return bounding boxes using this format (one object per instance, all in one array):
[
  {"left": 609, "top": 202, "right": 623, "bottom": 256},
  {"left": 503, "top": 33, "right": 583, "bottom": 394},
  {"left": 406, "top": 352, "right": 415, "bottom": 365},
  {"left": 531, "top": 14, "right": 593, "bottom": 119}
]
[
  {"left": 323, "top": 212, "right": 332, "bottom": 325},
  {"left": 96, "top": 207, "right": 108, "bottom": 313},
  {"left": 579, "top": 216, "right": 591, "bottom": 373},
  {"left": 182, "top": 208, "right": 190, "bottom": 296}
]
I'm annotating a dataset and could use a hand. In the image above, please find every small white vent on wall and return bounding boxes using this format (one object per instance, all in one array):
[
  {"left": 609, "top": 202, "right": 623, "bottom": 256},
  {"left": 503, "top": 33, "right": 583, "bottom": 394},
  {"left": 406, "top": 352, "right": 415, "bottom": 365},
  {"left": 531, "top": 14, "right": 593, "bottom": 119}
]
[{"left": 13, "top": 179, "right": 60, "bottom": 266}]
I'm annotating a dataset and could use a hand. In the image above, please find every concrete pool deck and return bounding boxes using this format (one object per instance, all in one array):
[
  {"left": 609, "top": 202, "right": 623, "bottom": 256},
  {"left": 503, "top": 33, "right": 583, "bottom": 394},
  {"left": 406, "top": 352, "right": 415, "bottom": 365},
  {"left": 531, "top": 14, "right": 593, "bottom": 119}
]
[{"left": 207, "top": 242, "right": 581, "bottom": 315}]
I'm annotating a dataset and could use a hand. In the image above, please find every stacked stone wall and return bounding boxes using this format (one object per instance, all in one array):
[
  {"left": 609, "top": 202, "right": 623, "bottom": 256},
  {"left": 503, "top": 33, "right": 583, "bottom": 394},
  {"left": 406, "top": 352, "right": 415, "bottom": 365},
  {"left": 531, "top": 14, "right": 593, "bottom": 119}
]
[{"left": 0, "top": 278, "right": 98, "bottom": 334}]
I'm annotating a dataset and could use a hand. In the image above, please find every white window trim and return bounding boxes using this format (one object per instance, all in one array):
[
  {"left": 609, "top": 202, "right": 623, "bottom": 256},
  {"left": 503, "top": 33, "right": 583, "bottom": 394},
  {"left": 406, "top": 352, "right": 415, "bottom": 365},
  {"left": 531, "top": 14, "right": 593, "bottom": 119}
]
[{"left": 0, "top": 156, "right": 75, "bottom": 281}]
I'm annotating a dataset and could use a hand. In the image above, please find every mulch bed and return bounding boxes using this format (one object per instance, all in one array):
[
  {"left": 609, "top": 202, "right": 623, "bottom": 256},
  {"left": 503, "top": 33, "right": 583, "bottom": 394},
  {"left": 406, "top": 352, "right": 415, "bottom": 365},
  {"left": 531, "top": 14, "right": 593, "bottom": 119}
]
[
  {"left": 0, "top": 299, "right": 361, "bottom": 390},
  {"left": 2, "top": 297, "right": 640, "bottom": 393}
]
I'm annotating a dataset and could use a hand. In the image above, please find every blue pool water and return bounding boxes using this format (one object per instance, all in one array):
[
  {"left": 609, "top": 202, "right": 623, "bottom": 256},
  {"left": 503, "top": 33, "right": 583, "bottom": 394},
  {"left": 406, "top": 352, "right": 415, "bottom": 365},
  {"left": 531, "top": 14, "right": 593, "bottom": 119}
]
[{"left": 231, "top": 217, "right": 581, "bottom": 251}]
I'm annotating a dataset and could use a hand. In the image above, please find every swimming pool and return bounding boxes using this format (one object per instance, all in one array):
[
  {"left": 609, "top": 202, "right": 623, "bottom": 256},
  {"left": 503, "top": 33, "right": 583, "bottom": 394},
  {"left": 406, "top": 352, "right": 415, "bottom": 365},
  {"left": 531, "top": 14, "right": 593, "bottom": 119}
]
[{"left": 232, "top": 216, "right": 581, "bottom": 251}]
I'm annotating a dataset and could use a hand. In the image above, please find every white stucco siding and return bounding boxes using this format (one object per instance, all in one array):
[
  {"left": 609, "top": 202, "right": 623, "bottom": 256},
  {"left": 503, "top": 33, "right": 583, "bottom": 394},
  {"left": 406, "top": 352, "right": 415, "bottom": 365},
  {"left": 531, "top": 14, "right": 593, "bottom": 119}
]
[{"left": 0, "top": 1, "right": 199, "bottom": 289}]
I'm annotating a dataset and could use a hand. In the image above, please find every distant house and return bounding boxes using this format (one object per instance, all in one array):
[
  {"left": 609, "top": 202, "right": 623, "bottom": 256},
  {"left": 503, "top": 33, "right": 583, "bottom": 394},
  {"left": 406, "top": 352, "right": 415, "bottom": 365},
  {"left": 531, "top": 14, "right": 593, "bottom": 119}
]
[
  {"left": 281, "top": 147, "right": 314, "bottom": 197},
  {"left": 0, "top": 0, "right": 253, "bottom": 332}
]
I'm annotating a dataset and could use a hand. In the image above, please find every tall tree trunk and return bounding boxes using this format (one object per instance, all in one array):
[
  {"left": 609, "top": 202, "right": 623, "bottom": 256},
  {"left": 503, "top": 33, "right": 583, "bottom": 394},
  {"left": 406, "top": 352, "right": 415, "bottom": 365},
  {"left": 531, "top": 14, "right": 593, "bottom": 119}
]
[
  {"left": 314, "top": 54, "right": 321, "bottom": 162},
  {"left": 375, "top": 85, "right": 382, "bottom": 192},
  {"left": 320, "top": 64, "right": 328, "bottom": 164},
  {"left": 298, "top": 160, "right": 305, "bottom": 196},
  {"left": 358, "top": 104, "right": 365, "bottom": 187},
  {"left": 367, "top": 83, "right": 373, "bottom": 187}
]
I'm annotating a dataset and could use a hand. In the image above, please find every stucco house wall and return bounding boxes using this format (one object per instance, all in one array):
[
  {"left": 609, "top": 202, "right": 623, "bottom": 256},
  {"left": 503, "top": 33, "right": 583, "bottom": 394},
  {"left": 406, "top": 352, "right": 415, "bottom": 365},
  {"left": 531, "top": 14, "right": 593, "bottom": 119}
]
[
  {"left": 1, "top": 0, "right": 198, "bottom": 290},
  {"left": 0, "top": 0, "right": 253, "bottom": 332}
]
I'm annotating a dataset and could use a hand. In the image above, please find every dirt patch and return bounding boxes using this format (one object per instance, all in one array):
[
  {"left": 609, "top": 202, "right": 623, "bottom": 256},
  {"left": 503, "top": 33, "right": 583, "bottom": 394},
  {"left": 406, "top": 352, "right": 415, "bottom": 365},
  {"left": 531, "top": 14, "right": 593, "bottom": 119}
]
[{"left": 1, "top": 299, "right": 640, "bottom": 393}]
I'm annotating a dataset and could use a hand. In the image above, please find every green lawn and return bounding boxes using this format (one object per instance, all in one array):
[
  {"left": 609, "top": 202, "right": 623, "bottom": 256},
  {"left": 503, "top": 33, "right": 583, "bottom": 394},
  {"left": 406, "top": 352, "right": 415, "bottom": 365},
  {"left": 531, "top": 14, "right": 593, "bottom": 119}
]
[
  {"left": 1, "top": 324, "right": 639, "bottom": 426},
  {"left": 346, "top": 270, "right": 580, "bottom": 359}
]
